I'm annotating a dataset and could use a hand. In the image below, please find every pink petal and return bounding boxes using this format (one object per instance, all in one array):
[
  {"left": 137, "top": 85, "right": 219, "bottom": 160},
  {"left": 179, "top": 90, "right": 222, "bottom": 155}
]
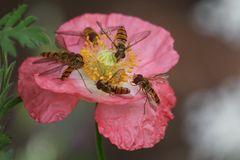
[
  {"left": 95, "top": 82, "right": 176, "bottom": 150},
  {"left": 34, "top": 71, "right": 143, "bottom": 105},
  {"left": 18, "top": 57, "right": 79, "bottom": 123},
  {"left": 56, "top": 13, "right": 179, "bottom": 76}
]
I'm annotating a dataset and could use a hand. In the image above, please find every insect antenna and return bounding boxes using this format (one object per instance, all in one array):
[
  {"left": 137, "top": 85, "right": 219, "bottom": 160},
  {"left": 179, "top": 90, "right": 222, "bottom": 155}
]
[
  {"left": 96, "top": 21, "right": 118, "bottom": 48},
  {"left": 77, "top": 70, "right": 92, "bottom": 94}
]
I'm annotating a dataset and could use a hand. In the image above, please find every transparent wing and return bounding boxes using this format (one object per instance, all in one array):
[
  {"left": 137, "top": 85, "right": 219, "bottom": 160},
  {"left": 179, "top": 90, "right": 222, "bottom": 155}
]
[
  {"left": 141, "top": 90, "right": 157, "bottom": 113},
  {"left": 56, "top": 30, "right": 85, "bottom": 47},
  {"left": 100, "top": 26, "right": 121, "bottom": 36},
  {"left": 127, "top": 30, "right": 151, "bottom": 48},
  {"left": 56, "top": 30, "right": 84, "bottom": 37},
  {"left": 148, "top": 73, "right": 169, "bottom": 84},
  {"left": 32, "top": 58, "right": 55, "bottom": 64},
  {"left": 39, "top": 64, "right": 66, "bottom": 76},
  {"left": 108, "top": 69, "right": 125, "bottom": 84}
]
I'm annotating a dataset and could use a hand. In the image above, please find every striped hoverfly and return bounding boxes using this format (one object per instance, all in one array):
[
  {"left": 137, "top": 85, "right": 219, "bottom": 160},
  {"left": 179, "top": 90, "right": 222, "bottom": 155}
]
[{"left": 96, "top": 21, "right": 151, "bottom": 62}]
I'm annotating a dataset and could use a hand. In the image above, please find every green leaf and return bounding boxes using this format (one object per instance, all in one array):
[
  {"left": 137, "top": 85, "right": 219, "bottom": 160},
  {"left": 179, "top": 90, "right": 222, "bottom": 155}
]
[
  {"left": 0, "top": 5, "right": 27, "bottom": 28},
  {"left": 16, "top": 16, "right": 37, "bottom": 27},
  {"left": 0, "top": 37, "right": 16, "bottom": 57},
  {"left": 4, "top": 4, "right": 28, "bottom": 28},
  {"left": 0, "top": 83, "right": 13, "bottom": 108},
  {"left": 5, "top": 62, "right": 15, "bottom": 85},
  {"left": 1, "top": 96, "right": 22, "bottom": 116},
  {"left": 0, "top": 132, "right": 11, "bottom": 149},
  {"left": 0, "top": 61, "right": 15, "bottom": 103},
  {"left": 0, "top": 4, "right": 49, "bottom": 57}
]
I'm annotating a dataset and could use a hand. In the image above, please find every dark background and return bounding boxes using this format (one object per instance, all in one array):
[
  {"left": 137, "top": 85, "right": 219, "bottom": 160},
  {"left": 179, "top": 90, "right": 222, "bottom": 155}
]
[{"left": 1, "top": 0, "right": 240, "bottom": 160}]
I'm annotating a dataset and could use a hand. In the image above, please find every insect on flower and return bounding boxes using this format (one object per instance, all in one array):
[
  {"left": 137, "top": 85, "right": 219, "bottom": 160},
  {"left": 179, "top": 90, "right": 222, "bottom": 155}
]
[
  {"left": 32, "top": 48, "right": 92, "bottom": 93},
  {"left": 96, "top": 69, "right": 130, "bottom": 95},
  {"left": 18, "top": 13, "right": 179, "bottom": 151},
  {"left": 132, "top": 73, "right": 169, "bottom": 112},
  {"left": 56, "top": 26, "right": 120, "bottom": 47},
  {"left": 56, "top": 27, "right": 100, "bottom": 47},
  {"left": 33, "top": 52, "right": 84, "bottom": 80},
  {"left": 96, "top": 21, "right": 151, "bottom": 62}
]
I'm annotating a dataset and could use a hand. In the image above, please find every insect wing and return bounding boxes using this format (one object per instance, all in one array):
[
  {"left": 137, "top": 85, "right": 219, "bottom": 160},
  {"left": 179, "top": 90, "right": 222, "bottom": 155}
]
[
  {"left": 108, "top": 69, "right": 125, "bottom": 84},
  {"left": 56, "top": 30, "right": 84, "bottom": 37},
  {"left": 149, "top": 73, "right": 169, "bottom": 84},
  {"left": 39, "top": 64, "right": 66, "bottom": 76},
  {"left": 142, "top": 89, "right": 157, "bottom": 113},
  {"left": 32, "top": 58, "right": 55, "bottom": 64},
  {"left": 127, "top": 30, "right": 151, "bottom": 48},
  {"left": 96, "top": 21, "right": 117, "bottom": 48},
  {"left": 56, "top": 30, "right": 85, "bottom": 48},
  {"left": 100, "top": 25, "right": 121, "bottom": 36}
]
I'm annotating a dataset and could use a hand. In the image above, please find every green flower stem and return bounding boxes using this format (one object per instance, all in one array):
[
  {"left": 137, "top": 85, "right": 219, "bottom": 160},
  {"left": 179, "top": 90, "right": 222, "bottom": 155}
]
[{"left": 95, "top": 122, "right": 106, "bottom": 160}]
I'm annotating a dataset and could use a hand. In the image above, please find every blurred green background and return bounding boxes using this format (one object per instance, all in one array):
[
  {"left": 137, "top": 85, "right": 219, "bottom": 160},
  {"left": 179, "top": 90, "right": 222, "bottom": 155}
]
[{"left": 1, "top": 0, "right": 240, "bottom": 160}]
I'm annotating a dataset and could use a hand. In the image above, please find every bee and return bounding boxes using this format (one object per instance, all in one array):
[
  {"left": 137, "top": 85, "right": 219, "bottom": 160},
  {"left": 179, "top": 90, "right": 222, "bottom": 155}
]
[
  {"left": 33, "top": 52, "right": 84, "bottom": 80},
  {"left": 96, "top": 69, "right": 130, "bottom": 95},
  {"left": 96, "top": 21, "right": 151, "bottom": 62},
  {"left": 132, "top": 74, "right": 168, "bottom": 112}
]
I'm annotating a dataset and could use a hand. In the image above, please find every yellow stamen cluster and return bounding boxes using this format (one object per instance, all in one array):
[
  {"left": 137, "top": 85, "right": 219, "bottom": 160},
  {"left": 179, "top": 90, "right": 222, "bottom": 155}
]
[{"left": 80, "top": 35, "right": 138, "bottom": 86}]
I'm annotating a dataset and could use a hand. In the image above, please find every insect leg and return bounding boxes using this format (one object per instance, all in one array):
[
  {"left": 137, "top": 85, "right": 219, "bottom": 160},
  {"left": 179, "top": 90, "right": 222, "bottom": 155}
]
[
  {"left": 143, "top": 96, "right": 148, "bottom": 115},
  {"left": 134, "top": 87, "right": 141, "bottom": 96},
  {"left": 77, "top": 70, "right": 92, "bottom": 94},
  {"left": 142, "top": 90, "right": 155, "bottom": 114}
]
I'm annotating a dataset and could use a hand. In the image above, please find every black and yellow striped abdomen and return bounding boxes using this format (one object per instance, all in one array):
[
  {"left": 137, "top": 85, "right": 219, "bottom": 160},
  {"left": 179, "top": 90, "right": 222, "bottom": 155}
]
[
  {"left": 41, "top": 52, "right": 60, "bottom": 59},
  {"left": 96, "top": 80, "right": 130, "bottom": 95},
  {"left": 147, "top": 87, "right": 160, "bottom": 105},
  {"left": 115, "top": 26, "right": 127, "bottom": 45},
  {"left": 133, "top": 74, "right": 160, "bottom": 105},
  {"left": 39, "top": 52, "right": 84, "bottom": 80},
  {"left": 61, "top": 66, "right": 74, "bottom": 80},
  {"left": 41, "top": 52, "right": 69, "bottom": 63},
  {"left": 112, "top": 85, "right": 130, "bottom": 94},
  {"left": 83, "top": 27, "right": 99, "bottom": 45}
]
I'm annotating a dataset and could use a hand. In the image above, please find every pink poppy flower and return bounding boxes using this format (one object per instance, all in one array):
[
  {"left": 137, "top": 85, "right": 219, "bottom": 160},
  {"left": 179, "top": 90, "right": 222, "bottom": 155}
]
[{"left": 18, "top": 13, "right": 179, "bottom": 150}]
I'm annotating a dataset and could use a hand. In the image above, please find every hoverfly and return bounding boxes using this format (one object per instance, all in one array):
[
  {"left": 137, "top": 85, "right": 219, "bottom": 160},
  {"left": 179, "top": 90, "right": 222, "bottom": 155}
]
[
  {"left": 96, "top": 21, "right": 151, "bottom": 62},
  {"left": 96, "top": 69, "right": 130, "bottom": 95},
  {"left": 56, "top": 26, "right": 120, "bottom": 47},
  {"left": 33, "top": 52, "right": 84, "bottom": 80},
  {"left": 33, "top": 51, "right": 92, "bottom": 93},
  {"left": 132, "top": 73, "right": 168, "bottom": 113},
  {"left": 56, "top": 27, "right": 100, "bottom": 47}
]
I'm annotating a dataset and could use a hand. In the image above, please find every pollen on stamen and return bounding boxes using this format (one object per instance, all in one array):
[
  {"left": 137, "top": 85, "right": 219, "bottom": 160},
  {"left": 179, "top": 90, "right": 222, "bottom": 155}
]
[{"left": 80, "top": 34, "right": 140, "bottom": 88}]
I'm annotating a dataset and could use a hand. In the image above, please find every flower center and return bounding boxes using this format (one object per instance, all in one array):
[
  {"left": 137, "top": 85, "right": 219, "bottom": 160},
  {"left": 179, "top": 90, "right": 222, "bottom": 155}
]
[{"left": 80, "top": 36, "right": 138, "bottom": 86}]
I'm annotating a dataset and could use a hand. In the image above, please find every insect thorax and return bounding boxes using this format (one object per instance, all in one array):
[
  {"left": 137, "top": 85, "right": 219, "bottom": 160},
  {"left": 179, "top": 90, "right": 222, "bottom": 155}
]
[{"left": 96, "top": 80, "right": 112, "bottom": 93}]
